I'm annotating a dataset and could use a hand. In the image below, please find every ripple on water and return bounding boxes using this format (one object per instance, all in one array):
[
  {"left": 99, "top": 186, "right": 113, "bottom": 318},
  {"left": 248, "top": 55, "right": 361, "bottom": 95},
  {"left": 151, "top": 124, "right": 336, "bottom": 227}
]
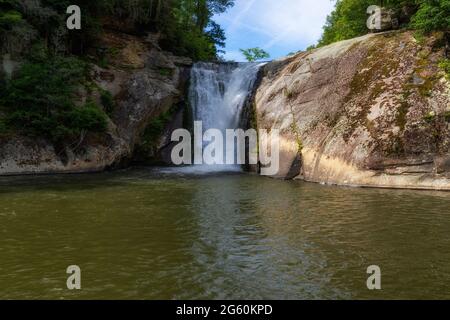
[{"left": 0, "top": 168, "right": 450, "bottom": 299}]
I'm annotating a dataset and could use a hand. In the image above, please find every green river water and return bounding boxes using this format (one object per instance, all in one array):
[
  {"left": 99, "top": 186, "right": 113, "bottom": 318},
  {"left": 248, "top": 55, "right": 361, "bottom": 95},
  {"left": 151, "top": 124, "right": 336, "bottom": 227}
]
[{"left": 1, "top": 167, "right": 450, "bottom": 299}]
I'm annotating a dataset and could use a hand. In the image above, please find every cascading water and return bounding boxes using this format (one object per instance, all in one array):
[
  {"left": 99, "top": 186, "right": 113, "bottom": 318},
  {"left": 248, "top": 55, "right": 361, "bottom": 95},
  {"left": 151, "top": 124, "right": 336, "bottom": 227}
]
[{"left": 188, "top": 62, "right": 262, "bottom": 172}]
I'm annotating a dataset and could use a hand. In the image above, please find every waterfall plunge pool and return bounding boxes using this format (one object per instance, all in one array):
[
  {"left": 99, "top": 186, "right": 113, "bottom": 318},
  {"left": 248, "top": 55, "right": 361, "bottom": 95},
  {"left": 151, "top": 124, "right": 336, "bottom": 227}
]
[
  {"left": 1, "top": 62, "right": 450, "bottom": 300},
  {"left": 1, "top": 167, "right": 450, "bottom": 299}
]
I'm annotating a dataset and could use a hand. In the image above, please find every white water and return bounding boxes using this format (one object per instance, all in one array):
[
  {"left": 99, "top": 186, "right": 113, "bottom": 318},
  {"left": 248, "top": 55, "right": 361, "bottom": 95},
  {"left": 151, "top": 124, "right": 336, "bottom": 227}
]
[{"left": 188, "top": 62, "right": 262, "bottom": 172}]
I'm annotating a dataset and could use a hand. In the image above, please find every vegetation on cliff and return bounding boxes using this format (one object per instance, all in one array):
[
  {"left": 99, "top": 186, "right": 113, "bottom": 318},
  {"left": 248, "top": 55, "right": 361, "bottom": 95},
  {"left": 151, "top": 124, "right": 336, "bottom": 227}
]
[
  {"left": 0, "top": 0, "right": 234, "bottom": 144},
  {"left": 318, "top": 0, "right": 449, "bottom": 47},
  {"left": 240, "top": 47, "right": 270, "bottom": 62},
  {"left": 1, "top": 51, "right": 107, "bottom": 143},
  {"left": 0, "top": 0, "right": 234, "bottom": 61}
]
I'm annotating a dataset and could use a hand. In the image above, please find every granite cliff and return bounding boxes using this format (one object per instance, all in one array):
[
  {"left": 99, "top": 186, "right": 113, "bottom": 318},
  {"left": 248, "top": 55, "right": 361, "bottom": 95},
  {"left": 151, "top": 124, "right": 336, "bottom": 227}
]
[
  {"left": 0, "top": 30, "right": 191, "bottom": 175},
  {"left": 255, "top": 31, "right": 450, "bottom": 190},
  {"left": 2, "top": 30, "right": 450, "bottom": 191}
]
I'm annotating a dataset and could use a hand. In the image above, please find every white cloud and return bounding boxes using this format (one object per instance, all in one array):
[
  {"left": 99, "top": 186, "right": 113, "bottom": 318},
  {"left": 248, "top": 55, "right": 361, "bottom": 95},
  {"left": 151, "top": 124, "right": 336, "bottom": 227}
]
[
  {"left": 227, "top": 0, "right": 258, "bottom": 34},
  {"left": 218, "top": 0, "right": 335, "bottom": 48}
]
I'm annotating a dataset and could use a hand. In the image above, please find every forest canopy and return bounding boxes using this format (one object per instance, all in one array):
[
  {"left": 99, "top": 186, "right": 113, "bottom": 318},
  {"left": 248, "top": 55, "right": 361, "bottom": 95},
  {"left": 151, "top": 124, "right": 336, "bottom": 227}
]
[
  {"left": 318, "top": 0, "right": 449, "bottom": 47},
  {"left": 1, "top": 0, "right": 448, "bottom": 142},
  {"left": 0, "top": 0, "right": 235, "bottom": 60},
  {"left": 0, "top": 0, "right": 235, "bottom": 142}
]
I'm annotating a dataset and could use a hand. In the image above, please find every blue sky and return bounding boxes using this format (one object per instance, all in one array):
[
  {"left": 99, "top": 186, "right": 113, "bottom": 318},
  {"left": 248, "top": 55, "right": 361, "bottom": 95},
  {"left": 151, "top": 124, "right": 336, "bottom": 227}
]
[{"left": 214, "top": 0, "right": 336, "bottom": 61}]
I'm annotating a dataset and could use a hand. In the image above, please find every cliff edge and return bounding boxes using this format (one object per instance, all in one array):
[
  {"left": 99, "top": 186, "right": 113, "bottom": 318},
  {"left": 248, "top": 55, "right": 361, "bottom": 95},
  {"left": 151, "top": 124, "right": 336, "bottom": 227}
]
[
  {"left": 255, "top": 31, "right": 450, "bottom": 190},
  {"left": 0, "top": 30, "right": 191, "bottom": 175}
]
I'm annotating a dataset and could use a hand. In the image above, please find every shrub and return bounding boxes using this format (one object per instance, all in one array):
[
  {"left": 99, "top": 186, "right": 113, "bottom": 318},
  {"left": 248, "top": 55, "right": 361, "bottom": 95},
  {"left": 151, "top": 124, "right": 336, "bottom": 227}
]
[
  {"left": 318, "top": 0, "right": 375, "bottom": 47},
  {"left": 439, "top": 59, "right": 450, "bottom": 79},
  {"left": 411, "top": 0, "right": 450, "bottom": 33},
  {"left": 138, "top": 107, "right": 175, "bottom": 155},
  {"left": 0, "top": 10, "right": 22, "bottom": 28},
  {"left": 317, "top": 0, "right": 448, "bottom": 47},
  {"left": 100, "top": 89, "right": 115, "bottom": 115},
  {"left": 161, "top": 26, "right": 218, "bottom": 61},
  {"left": 68, "top": 102, "right": 108, "bottom": 133},
  {"left": 0, "top": 55, "right": 108, "bottom": 142},
  {"left": 240, "top": 48, "right": 270, "bottom": 62}
]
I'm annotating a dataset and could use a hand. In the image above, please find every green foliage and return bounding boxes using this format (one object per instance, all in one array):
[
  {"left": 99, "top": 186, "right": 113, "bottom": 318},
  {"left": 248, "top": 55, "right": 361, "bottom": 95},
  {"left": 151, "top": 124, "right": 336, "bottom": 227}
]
[
  {"left": 0, "top": 10, "right": 22, "bottom": 29},
  {"left": 164, "top": 27, "right": 217, "bottom": 61},
  {"left": 317, "top": 0, "right": 448, "bottom": 47},
  {"left": 0, "top": 0, "right": 235, "bottom": 145},
  {"left": 0, "top": 0, "right": 23, "bottom": 52},
  {"left": 68, "top": 101, "right": 108, "bottom": 133},
  {"left": 96, "top": 0, "right": 156, "bottom": 23},
  {"left": 240, "top": 47, "right": 270, "bottom": 62},
  {"left": 138, "top": 107, "right": 176, "bottom": 155},
  {"left": 445, "top": 111, "right": 450, "bottom": 122},
  {"left": 2, "top": 0, "right": 234, "bottom": 61},
  {"left": 160, "top": 0, "right": 235, "bottom": 60},
  {"left": 100, "top": 89, "right": 115, "bottom": 115},
  {"left": 424, "top": 111, "right": 436, "bottom": 122},
  {"left": 318, "top": 0, "right": 374, "bottom": 47},
  {"left": 439, "top": 59, "right": 450, "bottom": 79},
  {"left": 0, "top": 55, "right": 107, "bottom": 142},
  {"left": 411, "top": 0, "right": 450, "bottom": 33},
  {"left": 158, "top": 67, "right": 173, "bottom": 77}
]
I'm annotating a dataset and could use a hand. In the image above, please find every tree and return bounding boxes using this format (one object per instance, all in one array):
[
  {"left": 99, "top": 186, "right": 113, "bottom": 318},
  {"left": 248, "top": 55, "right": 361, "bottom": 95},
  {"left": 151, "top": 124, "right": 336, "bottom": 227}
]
[
  {"left": 318, "top": 0, "right": 375, "bottom": 47},
  {"left": 240, "top": 47, "right": 270, "bottom": 62},
  {"left": 317, "top": 0, "right": 448, "bottom": 47},
  {"left": 158, "top": 0, "right": 234, "bottom": 60},
  {"left": 411, "top": 0, "right": 450, "bottom": 33}
]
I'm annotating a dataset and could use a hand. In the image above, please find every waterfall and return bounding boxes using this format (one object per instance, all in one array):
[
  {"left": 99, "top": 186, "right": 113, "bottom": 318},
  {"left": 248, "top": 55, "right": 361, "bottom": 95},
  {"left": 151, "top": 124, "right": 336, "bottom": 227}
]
[{"left": 188, "top": 62, "right": 262, "bottom": 172}]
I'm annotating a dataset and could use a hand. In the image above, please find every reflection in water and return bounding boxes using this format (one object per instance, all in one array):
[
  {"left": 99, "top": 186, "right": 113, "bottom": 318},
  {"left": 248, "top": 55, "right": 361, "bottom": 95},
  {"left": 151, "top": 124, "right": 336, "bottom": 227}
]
[{"left": 1, "top": 168, "right": 450, "bottom": 299}]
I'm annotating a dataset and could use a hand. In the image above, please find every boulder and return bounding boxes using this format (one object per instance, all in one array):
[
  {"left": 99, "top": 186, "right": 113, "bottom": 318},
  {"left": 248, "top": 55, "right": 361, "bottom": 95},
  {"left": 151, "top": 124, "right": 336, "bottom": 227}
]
[{"left": 367, "top": 8, "right": 399, "bottom": 32}]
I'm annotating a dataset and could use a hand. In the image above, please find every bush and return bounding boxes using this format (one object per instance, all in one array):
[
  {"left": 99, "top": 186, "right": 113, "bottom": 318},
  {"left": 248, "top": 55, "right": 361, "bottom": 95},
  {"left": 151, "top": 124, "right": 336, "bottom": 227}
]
[
  {"left": 317, "top": 0, "right": 448, "bottom": 47},
  {"left": 240, "top": 47, "right": 270, "bottom": 62},
  {"left": 161, "top": 26, "right": 218, "bottom": 61},
  {"left": 0, "top": 55, "right": 108, "bottom": 142},
  {"left": 411, "top": 0, "right": 450, "bottom": 33},
  {"left": 0, "top": 10, "right": 22, "bottom": 28},
  {"left": 100, "top": 90, "right": 115, "bottom": 115},
  {"left": 138, "top": 107, "right": 175, "bottom": 155},
  {"left": 439, "top": 59, "right": 450, "bottom": 79},
  {"left": 318, "top": 0, "right": 376, "bottom": 47},
  {"left": 68, "top": 102, "right": 108, "bottom": 133}
]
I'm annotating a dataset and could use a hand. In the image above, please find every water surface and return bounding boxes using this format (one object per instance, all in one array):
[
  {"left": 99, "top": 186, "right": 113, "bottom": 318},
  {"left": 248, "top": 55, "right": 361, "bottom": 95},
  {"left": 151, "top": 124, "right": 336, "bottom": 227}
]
[{"left": 1, "top": 168, "right": 450, "bottom": 299}]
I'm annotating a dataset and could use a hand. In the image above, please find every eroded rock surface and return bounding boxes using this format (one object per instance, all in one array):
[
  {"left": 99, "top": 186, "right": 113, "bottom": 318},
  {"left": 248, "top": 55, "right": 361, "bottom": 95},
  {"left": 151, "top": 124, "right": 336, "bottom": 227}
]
[
  {"left": 0, "top": 31, "right": 191, "bottom": 175},
  {"left": 255, "top": 31, "right": 450, "bottom": 190}
]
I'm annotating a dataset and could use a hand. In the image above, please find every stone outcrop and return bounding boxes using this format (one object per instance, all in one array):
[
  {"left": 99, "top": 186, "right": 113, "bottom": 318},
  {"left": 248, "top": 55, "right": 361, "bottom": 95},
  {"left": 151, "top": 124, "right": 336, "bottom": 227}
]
[
  {"left": 255, "top": 31, "right": 450, "bottom": 190},
  {"left": 367, "top": 7, "right": 399, "bottom": 32},
  {"left": 2, "top": 28, "right": 450, "bottom": 192},
  {"left": 0, "top": 30, "right": 191, "bottom": 175}
]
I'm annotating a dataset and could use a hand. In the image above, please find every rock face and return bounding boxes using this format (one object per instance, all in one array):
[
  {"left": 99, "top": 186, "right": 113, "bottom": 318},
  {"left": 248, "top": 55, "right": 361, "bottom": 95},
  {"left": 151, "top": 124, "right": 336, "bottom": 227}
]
[
  {"left": 0, "top": 30, "right": 191, "bottom": 175},
  {"left": 367, "top": 7, "right": 399, "bottom": 32},
  {"left": 255, "top": 31, "right": 450, "bottom": 190}
]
